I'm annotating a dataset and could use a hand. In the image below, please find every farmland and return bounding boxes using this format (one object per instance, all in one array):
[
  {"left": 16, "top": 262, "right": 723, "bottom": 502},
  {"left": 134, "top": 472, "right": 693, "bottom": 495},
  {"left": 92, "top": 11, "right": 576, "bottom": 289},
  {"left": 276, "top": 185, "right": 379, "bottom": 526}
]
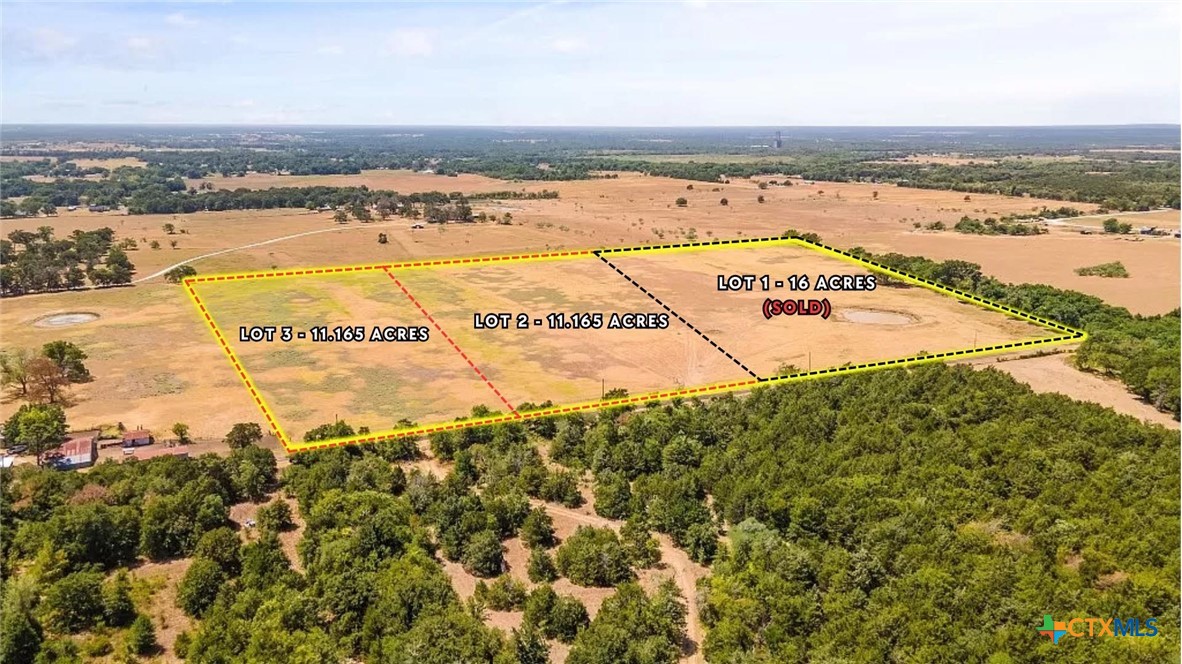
[
  {"left": 1, "top": 126, "right": 1178, "bottom": 664},
  {"left": 192, "top": 241, "right": 1052, "bottom": 446},
  {"left": 2, "top": 165, "right": 1178, "bottom": 441}
]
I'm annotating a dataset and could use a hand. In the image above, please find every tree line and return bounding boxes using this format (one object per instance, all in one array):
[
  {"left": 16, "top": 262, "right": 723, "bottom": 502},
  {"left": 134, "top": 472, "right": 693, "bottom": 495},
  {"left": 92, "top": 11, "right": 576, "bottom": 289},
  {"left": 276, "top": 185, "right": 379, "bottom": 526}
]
[
  {"left": 1, "top": 226, "right": 135, "bottom": 297},
  {"left": 843, "top": 244, "right": 1180, "bottom": 418}
]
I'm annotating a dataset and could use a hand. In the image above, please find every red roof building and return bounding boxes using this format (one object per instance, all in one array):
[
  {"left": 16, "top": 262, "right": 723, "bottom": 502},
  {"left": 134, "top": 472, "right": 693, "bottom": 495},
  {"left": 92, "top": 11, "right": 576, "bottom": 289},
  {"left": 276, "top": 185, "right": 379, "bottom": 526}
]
[
  {"left": 43, "top": 430, "right": 99, "bottom": 469},
  {"left": 122, "top": 430, "right": 152, "bottom": 447}
]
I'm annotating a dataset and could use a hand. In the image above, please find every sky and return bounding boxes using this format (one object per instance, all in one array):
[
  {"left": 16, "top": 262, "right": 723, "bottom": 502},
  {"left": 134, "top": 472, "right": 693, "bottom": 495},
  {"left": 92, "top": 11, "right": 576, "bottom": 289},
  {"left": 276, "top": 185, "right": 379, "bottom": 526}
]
[{"left": 2, "top": 1, "right": 1179, "bottom": 126}]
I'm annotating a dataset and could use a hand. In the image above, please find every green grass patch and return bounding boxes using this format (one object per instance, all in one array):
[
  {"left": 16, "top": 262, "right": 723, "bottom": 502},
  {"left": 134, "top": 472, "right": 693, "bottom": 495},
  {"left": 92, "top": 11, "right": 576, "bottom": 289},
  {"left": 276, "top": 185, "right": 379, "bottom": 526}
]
[{"left": 1074, "top": 261, "right": 1130, "bottom": 278}]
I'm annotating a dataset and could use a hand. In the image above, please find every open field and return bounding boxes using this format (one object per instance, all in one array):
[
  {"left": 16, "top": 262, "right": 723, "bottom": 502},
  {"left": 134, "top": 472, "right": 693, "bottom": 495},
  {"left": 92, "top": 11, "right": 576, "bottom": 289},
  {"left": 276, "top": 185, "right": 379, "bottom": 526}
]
[
  {"left": 0, "top": 284, "right": 260, "bottom": 440},
  {"left": 972, "top": 353, "right": 1179, "bottom": 430},
  {"left": 6, "top": 170, "right": 1175, "bottom": 312},
  {"left": 192, "top": 241, "right": 1052, "bottom": 447},
  {"left": 2, "top": 170, "right": 1176, "bottom": 443}
]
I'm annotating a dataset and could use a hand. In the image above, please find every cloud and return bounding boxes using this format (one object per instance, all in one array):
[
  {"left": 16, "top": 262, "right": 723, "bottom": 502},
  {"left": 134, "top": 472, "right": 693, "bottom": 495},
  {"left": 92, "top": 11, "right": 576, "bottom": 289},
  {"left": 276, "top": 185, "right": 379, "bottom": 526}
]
[
  {"left": 165, "top": 12, "right": 197, "bottom": 27},
  {"left": 125, "top": 36, "right": 155, "bottom": 55},
  {"left": 386, "top": 29, "right": 434, "bottom": 57},
  {"left": 316, "top": 44, "right": 345, "bottom": 56},
  {"left": 550, "top": 37, "right": 587, "bottom": 53},
  {"left": 8, "top": 27, "right": 80, "bottom": 60}
]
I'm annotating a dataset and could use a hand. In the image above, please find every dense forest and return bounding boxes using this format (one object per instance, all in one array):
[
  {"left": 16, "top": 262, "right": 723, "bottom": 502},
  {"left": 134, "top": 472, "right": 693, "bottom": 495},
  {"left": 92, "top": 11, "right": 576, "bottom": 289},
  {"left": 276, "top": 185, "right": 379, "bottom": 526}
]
[
  {"left": 2, "top": 362, "right": 1177, "bottom": 662},
  {"left": 0, "top": 226, "right": 135, "bottom": 296}
]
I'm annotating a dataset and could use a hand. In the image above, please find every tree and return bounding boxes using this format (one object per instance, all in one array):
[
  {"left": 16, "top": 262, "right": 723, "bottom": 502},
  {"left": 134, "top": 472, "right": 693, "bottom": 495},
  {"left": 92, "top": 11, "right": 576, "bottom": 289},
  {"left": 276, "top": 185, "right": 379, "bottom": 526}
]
[
  {"left": 620, "top": 517, "right": 661, "bottom": 568},
  {"left": 225, "top": 422, "right": 264, "bottom": 449},
  {"left": 551, "top": 596, "right": 590, "bottom": 643},
  {"left": 126, "top": 615, "right": 157, "bottom": 656},
  {"left": 520, "top": 507, "right": 555, "bottom": 548},
  {"left": 555, "top": 526, "right": 633, "bottom": 587},
  {"left": 105, "top": 246, "right": 135, "bottom": 283},
  {"left": 162, "top": 223, "right": 176, "bottom": 234},
  {"left": 566, "top": 583, "right": 682, "bottom": 664},
  {"left": 719, "top": 198, "right": 728, "bottom": 206},
  {"left": 757, "top": 195, "right": 765, "bottom": 203},
  {"left": 0, "top": 578, "right": 42, "bottom": 663},
  {"left": 508, "top": 622, "right": 549, "bottom": 664},
  {"left": 176, "top": 558, "right": 225, "bottom": 617},
  {"left": 1102, "top": 218, "right": 1120, "bottom": 233},
  {"left": 3, "top": 403, "right": 67, "bottom": 459},
  {"left": 528, "top": 548, "right": 558, "bottom": 583},
  {"left": 462, "top": 530, "right": 504, "bottom": 577},
  {"left": 593, "top": 472, "right": 632, "bottom": 519},
  {"left": 164, "top": 265, "right": 197, "bottom": 283},
  {"left": 170, "top": 239, "right": 179, "bottom": 249},
  {"left": 102, "top": 571, "right": 136, "bottom": 627},
  {"left": 378, "top": 232, "right": 389, "bottom": 244},
  {"left": 333, "top": 209, "right": 349, "bottom": 224},
  {"left": 27, "top": 357, "right": 70, "bottom": 404},
  {"left": 0, "top": 348, "right": 33, "bottom": 397},
  {"left": 193, "top": 527, "right": 242, "bottom": 574},
  {"left": 675, "top": 197, "right": 688, "bottom": 207},
  {"left": 258, "top": 499, "right": 295, "bottom": 533},
  {"left": 41, "top": 571, "right": 104, "bottom": 633},
  {"left": 172, "top": 422, "right": 191, "bottom": 444},
  {"left": 150, "top": 240, "right": 161, "bottom": 249}
]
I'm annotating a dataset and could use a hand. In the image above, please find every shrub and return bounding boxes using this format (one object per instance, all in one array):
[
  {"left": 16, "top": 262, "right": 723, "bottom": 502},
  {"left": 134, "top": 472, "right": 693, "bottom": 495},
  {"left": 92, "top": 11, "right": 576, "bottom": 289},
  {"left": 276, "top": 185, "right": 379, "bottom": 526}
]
[
  {"left": 101, "top": 571, "right": 135, "bottom": 627},
  {"left": 527, "top": 548, "right": 558, "bottom": 583},
  {"left": 41, "top": 572, "right": 103, "bottom": 633},
  {"left": 126, "top": 615, "right": 157, "bottom": 656},
  {"left": 477, "top": 575, "right": 528, "bottom": 611},
  {"left": 1075, "top": 261, "right": 1130, "bottom": 278},
  {"left": 540, "top": 471, "right": 583, "bottom": 508}
]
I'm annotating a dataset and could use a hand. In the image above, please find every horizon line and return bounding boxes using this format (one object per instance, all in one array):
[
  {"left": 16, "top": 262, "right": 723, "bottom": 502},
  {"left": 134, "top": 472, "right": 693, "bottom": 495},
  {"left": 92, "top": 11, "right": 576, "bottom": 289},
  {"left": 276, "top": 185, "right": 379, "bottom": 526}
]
[{"left": 2, "top": 122, "right": 1179, "bottom": 130}]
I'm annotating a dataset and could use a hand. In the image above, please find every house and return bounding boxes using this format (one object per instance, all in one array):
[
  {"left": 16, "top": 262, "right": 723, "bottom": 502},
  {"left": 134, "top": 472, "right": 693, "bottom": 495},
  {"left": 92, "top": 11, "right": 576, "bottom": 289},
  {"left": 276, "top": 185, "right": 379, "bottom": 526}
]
[
  {"left": 45, "top": 431, "right": 99, "bottom": 470},
  {"left": 122, "top": 429, "right": 152, "bottom": 448}
]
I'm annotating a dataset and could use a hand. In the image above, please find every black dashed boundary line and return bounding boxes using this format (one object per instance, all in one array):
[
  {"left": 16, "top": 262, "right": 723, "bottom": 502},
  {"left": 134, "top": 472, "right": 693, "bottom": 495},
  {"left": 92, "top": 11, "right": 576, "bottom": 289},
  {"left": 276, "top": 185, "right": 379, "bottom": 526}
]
[
  {"left": 595, "top": 252, "right": 760, "bottom": 379},
  {"left": 597, "top": 235, "right": 1085, "bottom": 336}
]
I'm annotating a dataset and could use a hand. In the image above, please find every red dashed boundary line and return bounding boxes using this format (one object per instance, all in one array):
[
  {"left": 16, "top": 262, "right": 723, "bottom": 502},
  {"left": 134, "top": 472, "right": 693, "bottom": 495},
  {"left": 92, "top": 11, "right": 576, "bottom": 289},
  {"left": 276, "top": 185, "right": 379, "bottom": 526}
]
[
  {"left": 185, "top": 235, "right": 1086, "bottom": 454},
  {"left": 184, "top": 281, "right": 290, "bottom": 444},
  {"left": 383, "top": 268, "right": 521, "bottom": 419}
]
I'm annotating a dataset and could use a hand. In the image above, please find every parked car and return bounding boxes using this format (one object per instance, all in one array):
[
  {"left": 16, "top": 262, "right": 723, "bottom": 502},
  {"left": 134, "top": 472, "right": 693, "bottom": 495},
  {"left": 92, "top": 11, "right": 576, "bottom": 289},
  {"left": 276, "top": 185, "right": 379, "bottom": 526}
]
[{"left": 4, "top": 445, "right": 28, "bottom": 455}]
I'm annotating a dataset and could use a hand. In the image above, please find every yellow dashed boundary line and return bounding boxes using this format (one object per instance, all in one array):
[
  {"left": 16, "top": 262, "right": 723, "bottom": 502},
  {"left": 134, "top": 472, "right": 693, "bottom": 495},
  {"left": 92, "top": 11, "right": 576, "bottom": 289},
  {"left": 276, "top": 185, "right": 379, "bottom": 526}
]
[{"left": 184, "top": 236, "right": 1086, "bottom": 454}]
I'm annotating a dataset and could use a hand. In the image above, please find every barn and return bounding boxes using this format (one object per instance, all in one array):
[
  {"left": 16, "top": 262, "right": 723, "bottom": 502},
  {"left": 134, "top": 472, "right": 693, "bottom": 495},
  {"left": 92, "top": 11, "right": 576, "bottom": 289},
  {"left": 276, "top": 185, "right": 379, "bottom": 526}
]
[
  {"left": 122, "top": 430, "right": 153, "bottom": 447},
  {"left": 48, "top": 431, "right": 99, "bottom": 470}
]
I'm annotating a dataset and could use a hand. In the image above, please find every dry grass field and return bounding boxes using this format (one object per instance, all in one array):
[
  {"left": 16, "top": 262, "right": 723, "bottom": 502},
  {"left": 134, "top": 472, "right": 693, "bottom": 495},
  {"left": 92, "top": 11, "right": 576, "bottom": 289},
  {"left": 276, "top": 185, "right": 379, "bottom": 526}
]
[
  {"left": 1, "top": 169, "right": 1177, "bottom": 442},
  {"left": 190, "top": 242, "right": 1048, "bottom": 443}
]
